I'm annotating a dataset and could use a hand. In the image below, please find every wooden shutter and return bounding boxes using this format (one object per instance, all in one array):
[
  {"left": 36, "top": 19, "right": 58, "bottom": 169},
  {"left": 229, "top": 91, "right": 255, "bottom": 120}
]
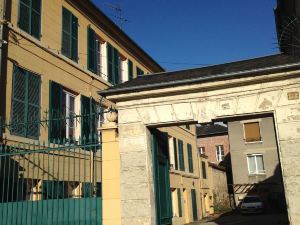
[
  {"left": 113, "top": 47, "right": 120, "bottom": 85},
  {"left": 177, "top": 188, "right": 182, "bottom": 217},
  {"left": 19, "top": 0, "right": 30, "bottom": 33},
  {"left": 202, "top": 161, "right": 207, "bottom": 179},
  {"left": 173, "top": 138, "right": 178, "bottom": 170},
  {"left": 187, "top": 144, "right": 193, "bottom": 173},
  {"left": 81, "top": 95, "right": 91, "bottom": 142},
  {"left": 128, "top": 59, "right": 133, "bottom": 80},
  {"left": 178, "top": 140, "right": 185, "bottom": 171},
  {"left": 26, "top": 72, "right": 40, "bottom": 138},
  {"left": 49, "top": 81, "right": 63, "bottom": 142},
  {"left": 107, "top": 43, "right": 113, "bottom": 83},
  {"left": 244, "top": 122, "right": 261, "bottom": 142},
  {"left": 191, "top": 189, "right": 198, "bottom": 221},
  {"left": 136, "top": 67, "right": 144, "bottom": 76},
  {"left": 11, "top": 66, "right": 27, "bottom": 136},
  {"left": 62, "top": 7, "right": 71, "bottom": 58},
  {"left": 31, "top": 0, "right": 41, "bottom": 39},
  {"left": 87, "top": 27, "right": 96, "bottom": 73},
  {"left": 71, "top": 14, "right": 78, "bottom": 62}
]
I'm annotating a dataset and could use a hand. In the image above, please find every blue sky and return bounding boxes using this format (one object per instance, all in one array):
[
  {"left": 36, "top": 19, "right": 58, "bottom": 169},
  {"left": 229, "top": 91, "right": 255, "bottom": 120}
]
[{"left": 92, "top": 0, "right": 279, "bottom": 71}]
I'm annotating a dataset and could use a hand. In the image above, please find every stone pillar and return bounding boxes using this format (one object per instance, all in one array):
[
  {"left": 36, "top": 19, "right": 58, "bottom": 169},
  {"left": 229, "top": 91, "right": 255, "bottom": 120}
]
[
  {"left": 118, "top": 122, "right": 156, "bottom": 225},
  {"left": 100, "top": 120, "right": 122, "bottom": 225}
]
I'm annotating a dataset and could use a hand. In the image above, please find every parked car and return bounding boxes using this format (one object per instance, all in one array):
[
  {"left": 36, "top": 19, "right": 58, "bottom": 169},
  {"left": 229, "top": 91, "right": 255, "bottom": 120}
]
[{"left": 240, "top": 195, "right": 264, "bottom": 214}]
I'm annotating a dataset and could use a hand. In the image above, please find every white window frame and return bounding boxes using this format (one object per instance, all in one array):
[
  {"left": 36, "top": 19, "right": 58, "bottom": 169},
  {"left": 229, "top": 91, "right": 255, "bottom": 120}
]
[
  {"left": 63, "top": 90, "right": 76, "bottom": 140},
  {"left": 199, "top": 147, "right": 205, "bottom": 154},
  {"left": 168, "top": 136, "right": 175, "bottom": 169},
  {"left": 247, "top": 154, "right": 265, "bottom": 175},
  {"left": 242, "top": 119, "right": 262, "bottom": 143},
  {"left": 216, "top": 145, "right": 225, "bottom": 162}
]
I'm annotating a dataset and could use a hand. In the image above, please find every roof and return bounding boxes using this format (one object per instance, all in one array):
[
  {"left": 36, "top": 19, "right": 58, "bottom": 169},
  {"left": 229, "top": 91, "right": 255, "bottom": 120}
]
[
  {"left": 70, "top": 0, "right": 164, "bottom": 72},
  {"left": 100, "top": 54, "right": 300, "bottom": 97},
  {"left": 197, "top": 124, "right": 228, "bottom": 137}
]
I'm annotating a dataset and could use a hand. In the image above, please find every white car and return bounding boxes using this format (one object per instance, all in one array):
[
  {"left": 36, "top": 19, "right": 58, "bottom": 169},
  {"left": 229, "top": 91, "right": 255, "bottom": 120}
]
[{"left": 240, "top": 195, "right": 264, "bottom": 214}]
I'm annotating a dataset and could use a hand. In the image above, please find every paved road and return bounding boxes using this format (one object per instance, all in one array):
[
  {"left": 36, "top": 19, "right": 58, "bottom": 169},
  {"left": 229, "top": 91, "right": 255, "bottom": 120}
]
[{"left": 189, "top": 213, "right": 289, "bottom": 225}]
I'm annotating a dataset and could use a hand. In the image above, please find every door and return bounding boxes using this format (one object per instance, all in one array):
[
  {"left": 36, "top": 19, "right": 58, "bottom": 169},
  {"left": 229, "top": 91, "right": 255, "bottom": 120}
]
[
  {"left": 191, "top": 189, "right": 198, "bottom": 221},
  {"left": 151, "top": 129, "right": 172, "bottom": 225}
]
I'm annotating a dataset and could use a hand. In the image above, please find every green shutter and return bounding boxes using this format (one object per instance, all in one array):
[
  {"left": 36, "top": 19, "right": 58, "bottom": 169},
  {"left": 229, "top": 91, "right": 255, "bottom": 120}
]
[
  {"left": 49, "top": 81, "right": 63, "bottom": 142},
  {"left": 81, "top": 95, "right": 91, "bottom": 142},
  {"left": 202, "top": 161, "right": 207, "bottom": 179},
  {"left": 188, "top": 144, "right": 193, "bottom": 173},
  {"left": 128, "top": 59, "right": 133, "bottom": 80},
  {"left": 87, "top": 27, "right": 96, "bottom": 73},
  {"left": 26, "top": 71, "right": 41, "bottom": 138},
  {"left": 71, "top": 14, "right": 78, "bottom": 62},
  {"left": 11, "top": 65, "right": 40, "bottom": 139},
  {"left": 19, "top": 0, "right": 30, "bottom": 33},
  {"left": 11, "top": 66, "right": 27, "bottom": 136},
  {"left": 173, "top": 138, "right": 178, "bottom": 170},
  {"left": 177, "top": 188, "right": 182, "bottom": 217},
  {"left": 191, "top": 189, "right": 198, "bottom": 221},
  {"left": 62, "top": 7, "right": 78, "bottom": 62},
  {"left": 31, "top": 0, "right": 41, "bottom": 39},
  {"left": 19, "top": 0, "right": 41, "bottom": 39},
  {"left": 113, "top": 47, "right": 120, "bottom": 85},
  {"left": 107, "top": 43, "right": 113, "bottom": 83},
  {"left": 107, "top": 44, "right": 120, "bottom": 85},
  {"left": 178, "top": 140, "right": 185, "bottom": 171},
  {"left": 136, "top": 67, "right": 144, "bottom": 76}
]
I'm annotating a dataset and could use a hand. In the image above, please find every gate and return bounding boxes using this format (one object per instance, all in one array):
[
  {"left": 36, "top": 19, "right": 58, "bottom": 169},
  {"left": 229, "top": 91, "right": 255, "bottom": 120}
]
[
  {"left": 151, "top": 129, "right": 172, "bottom": 225},
  {"left": 0, "top": 112, "right": 103, "bottom": 225}
]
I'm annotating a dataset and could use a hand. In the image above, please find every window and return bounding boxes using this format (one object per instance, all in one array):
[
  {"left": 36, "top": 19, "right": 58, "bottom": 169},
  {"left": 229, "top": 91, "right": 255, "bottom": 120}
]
[
  {"left": 11, "top": 65, "right": 40, "bottom": 139},
  {"left": 107, "top": 43, "right": 120, "bottom": 85},
  {"left": 177, "top": 188, "right": 182, "bottom": 217},
  {"left": 119, "top": 54, "right": 127, "bottom": 83},
  {"left": 136, "top": 67, "right": 144, "bottom": 76},
  {"left": 199, "top": 147, "right": 205, "bottom": 154},
  {"left": 185, "top": 125, "right": 190, "bottom": 130},
  {"left": 187, "top": 144, "right": 193, "bottom": 173},
  {"left": 62, "top": 90, "right": 75, "bottom": 140},
  {"left": 87, "top": 26, "right": 103, "bottom": 76},
  {"left": 247, "top": 154, "right": 265, "bottom": 175},
  {"left": 49, "top": 81, "right": 98, "bottom": 144},
  {"left": 62, "top": 7, "right": 78, "bottom": 62},
  {"left": 168, "top": 136, "right": 178, "bottom": 170},
  {"left": 244, "top": 122, "right": 261, "bottom": 142},
  {"left": 216, "top": 145, "right": 225, "bottom": 161},
  {"left": 202, "top": 161, "right": 207, "bottom": 179},
  {"left": 128, "top": 60, "right": 133, "bottom": 80},
  {"left": 18, "top": 0, "right": 41, "bottom": 39},
  {"left": 178, "top": 139, "right": 185, "bottom": 171}
]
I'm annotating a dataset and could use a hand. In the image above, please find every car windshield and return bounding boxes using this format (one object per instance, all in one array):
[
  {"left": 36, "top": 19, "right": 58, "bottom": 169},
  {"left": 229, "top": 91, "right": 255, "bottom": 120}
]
[{"left": 243, "top": 197, "right": 261, "bottom": 203}]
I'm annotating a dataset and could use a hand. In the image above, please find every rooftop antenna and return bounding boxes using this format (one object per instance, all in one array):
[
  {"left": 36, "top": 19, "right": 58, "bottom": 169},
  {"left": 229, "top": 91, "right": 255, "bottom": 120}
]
[{"left": 103, "top": 2, "right": 128, "bottom": 29}]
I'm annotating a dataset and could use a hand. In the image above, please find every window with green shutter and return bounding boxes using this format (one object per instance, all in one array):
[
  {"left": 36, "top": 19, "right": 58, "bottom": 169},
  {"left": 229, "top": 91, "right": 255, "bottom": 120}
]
[
  {"left": 177, "top": 188, "right": 182, "bottom": 217},
  {"left": 128, "top": 59, "right": 133, "bottom": 80},
  {"left": 107, "top": 43, "right": 120, "bottom": 85},
  {"left": 187, "top": 143, "right": 193, "bottom": 173},
  {"left": 136, "top": 67, "right": 144, "bottom": 76},
  {"left": 81, "top": 95, "right": 97, "bottom": 145},
  {"left": 202, "top": 161, "right": 207, "bottom": 179},
  {"left": 178, "top": 139, "right": 185, "bottom": 171},
  {"left": 173, "top": 137, "right": 178, "bottom": 170},
  {"left": 11, "top": 65, "right": 40, "bottom": 139},
  {"left": 62, "top": 7, "right": 78, "bottom": 62},
  {"left": 18, "top": 0, "right": 41, "bottom": 39},
  {"left": 87, "top": 26, "right": 97, "bottom": 73}
]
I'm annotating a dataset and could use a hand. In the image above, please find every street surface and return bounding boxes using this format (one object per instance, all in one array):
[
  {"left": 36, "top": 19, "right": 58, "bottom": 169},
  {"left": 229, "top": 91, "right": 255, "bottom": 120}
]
[{"left": 188, "top": 212, "right": 289, "bottom": 225}]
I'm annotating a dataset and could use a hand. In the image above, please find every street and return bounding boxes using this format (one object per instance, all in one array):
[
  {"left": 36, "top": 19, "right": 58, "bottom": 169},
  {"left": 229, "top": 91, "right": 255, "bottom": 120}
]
[{"left": 189, "top": 212, "right": 289, "bottom": 225}]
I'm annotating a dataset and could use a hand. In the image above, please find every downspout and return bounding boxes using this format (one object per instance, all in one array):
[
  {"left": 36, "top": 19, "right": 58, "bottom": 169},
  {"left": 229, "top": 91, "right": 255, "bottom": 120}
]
[{"left": 0, "top": 0, "right": 6, "bottom": 139}]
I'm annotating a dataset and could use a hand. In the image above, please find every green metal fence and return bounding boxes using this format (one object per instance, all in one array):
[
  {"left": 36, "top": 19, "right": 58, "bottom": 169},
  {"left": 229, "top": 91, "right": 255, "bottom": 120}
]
[{"left": 0, "top": 111, "right": 104, "bottom": 225}]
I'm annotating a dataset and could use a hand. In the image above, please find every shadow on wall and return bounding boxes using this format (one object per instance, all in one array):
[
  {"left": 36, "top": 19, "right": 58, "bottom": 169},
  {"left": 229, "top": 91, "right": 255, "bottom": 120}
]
[{"left": 208, "top": 164, "right": 289, "bottom": 225}]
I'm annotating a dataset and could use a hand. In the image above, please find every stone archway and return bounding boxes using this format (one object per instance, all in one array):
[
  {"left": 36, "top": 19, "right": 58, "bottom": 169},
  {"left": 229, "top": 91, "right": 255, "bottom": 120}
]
[{"left": 102, "top": 67, "right": 300, "bottom": 225}]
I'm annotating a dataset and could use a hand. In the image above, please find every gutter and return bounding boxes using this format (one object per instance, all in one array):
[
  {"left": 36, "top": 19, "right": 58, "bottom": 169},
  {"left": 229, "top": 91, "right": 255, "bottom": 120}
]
[{"left": 99, "top": 61, "right": 300, "bottom": 97}]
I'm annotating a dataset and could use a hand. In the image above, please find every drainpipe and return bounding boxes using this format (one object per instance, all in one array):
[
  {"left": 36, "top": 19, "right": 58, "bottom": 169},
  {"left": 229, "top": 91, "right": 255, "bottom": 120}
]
[{"left": 0, "top": 0, "right": 6, "bottom": 140}]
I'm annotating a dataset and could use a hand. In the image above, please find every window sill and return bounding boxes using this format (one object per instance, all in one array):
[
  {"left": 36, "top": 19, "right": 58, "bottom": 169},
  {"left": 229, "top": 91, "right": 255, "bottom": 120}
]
[
  {"left": 244, "top": 141, "right": 263, "bottom": 144},
  {"left": 248, "top": 173, "right": 266, "bottom": 176}
]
